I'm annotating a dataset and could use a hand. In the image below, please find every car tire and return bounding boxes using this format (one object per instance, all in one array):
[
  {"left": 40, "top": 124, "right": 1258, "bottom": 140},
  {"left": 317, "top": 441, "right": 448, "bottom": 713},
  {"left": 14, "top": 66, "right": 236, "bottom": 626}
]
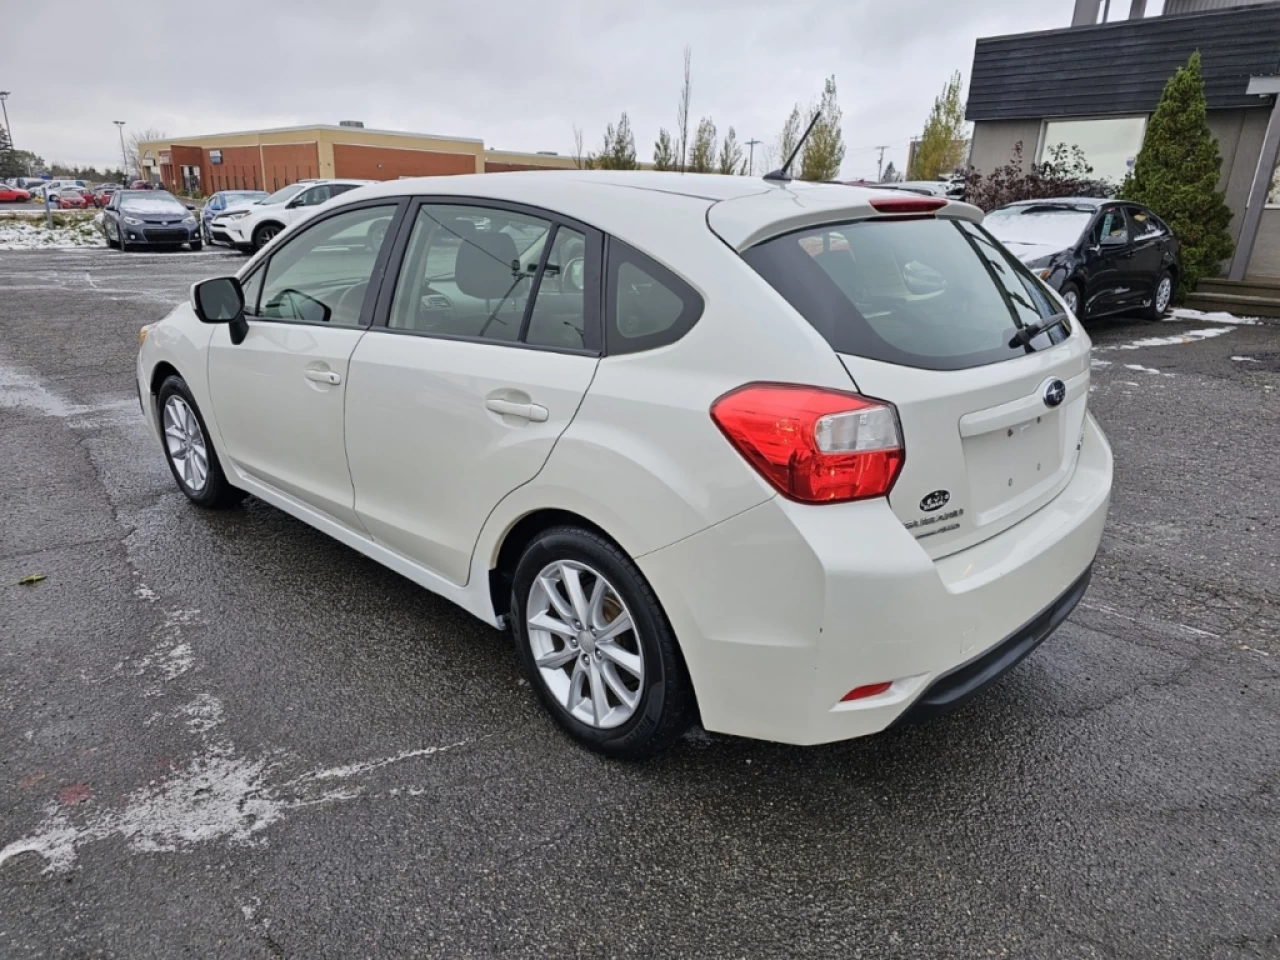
[
  {"left": 1143, "top": 270, "right": 1174, "bottom": 321},
  {"left": 510, "top": 525, "right": 695, "bottom": 759},
  {"left": 190, "top": 241, "right": 203, "bottom": 252},
  {"left": 1060, "top": 281, "right": 1084, "bottom": 320},
  {"left": 155, "top": 375, "right": 245, "bottom": 509},
  {"left": 105, "top": 231, "right": 119, "bottom": 249},
  {"left": 252, "top": 224, "right": 280, "bottom": 252}
]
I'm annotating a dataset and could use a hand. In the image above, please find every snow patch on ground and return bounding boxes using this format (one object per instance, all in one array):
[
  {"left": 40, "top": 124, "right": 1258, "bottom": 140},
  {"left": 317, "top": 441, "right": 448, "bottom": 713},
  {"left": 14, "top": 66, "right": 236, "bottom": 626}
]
[
  {"left": 1123, "top": 364, "right": 1162, "bottom": 374},
  {"left": 1099, "top": 326, "right": 1237, "bottom": 352},
  {"left": 1091, "top": 359, "right": 1112, "bottom": 368},
  {"left": 177, "top": 693, "right": 225, "bottom": 734},
  {"left": 1169, "top": 308, "right": 1262, "bottom": 326},
  {"left": 0, "top": 220, "right": 105, "bottom": 250},
  {"left": 0, "top": 739, "right": 470, "bottom": 873},
  {"left": 1231, "top": 355, "right": 1259, "bottom": 363}
]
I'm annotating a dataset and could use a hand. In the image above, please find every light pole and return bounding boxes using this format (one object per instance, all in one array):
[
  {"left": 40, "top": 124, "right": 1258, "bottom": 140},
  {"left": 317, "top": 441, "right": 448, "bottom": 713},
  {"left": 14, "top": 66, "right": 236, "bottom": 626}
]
[
  {"left": 0, "top": 91, "right": 15, "bottom": 172},
  {"left": 746, "top": 138, "right": 761, "bottom": 177},
  {"left": 113, "top": 120, "right": 128, "bottom": 185}
]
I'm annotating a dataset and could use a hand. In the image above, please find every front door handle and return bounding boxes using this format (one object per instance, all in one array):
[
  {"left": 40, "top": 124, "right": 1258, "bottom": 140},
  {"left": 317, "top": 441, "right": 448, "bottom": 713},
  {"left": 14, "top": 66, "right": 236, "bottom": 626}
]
[
  {"left": 485, "top": 398, "right": 549, "bottom": 422},
  {"left": 304, "top": 368, "right": 341, "bottom": 385}
]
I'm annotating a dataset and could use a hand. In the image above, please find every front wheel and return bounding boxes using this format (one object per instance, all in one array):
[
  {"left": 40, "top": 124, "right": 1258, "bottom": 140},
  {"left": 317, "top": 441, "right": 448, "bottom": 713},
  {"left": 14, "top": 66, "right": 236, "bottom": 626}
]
[
  {"left": 1143, "top": 270, "right": 1174, "bottom": 321},
  {"left": 252, "top": 223, "right": 280, "bottom": 251},
  {"left": 1060, "top": 281, "right": 1083, "bottom": 319},
  {"left": 156, "top": 376, "right": 244, "bottom": 509},
  {"left": 511, "top": 526, "right": 694, "bottom": 759},
  {"left": 189, "top": 240, "right": 203, "bottom": 252}
]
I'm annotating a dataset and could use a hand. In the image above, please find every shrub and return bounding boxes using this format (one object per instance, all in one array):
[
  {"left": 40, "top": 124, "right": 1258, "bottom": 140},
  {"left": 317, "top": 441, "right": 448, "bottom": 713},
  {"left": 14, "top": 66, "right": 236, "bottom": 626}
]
[{"left": 961, "top": 141, "right": 1112, "bottom": 212}]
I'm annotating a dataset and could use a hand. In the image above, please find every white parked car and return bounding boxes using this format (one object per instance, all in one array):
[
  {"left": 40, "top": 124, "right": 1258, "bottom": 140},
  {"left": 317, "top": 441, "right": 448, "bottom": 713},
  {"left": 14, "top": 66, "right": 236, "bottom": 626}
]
[
  {"left": 213, "top": 179, "right": 373, "bottom": 252},
  {"left": 136, "top": 171, "right": 1112, "bottom": 758}
]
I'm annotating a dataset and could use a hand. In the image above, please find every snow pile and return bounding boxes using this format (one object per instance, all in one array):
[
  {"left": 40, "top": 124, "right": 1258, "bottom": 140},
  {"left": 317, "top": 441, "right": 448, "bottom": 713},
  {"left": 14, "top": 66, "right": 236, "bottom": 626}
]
[
  {"left": 0, "top": 219, "right": 105, "bottom": 250},
  {"left": 1169, "top": 307, "right": 1263, "bottom": 326}
]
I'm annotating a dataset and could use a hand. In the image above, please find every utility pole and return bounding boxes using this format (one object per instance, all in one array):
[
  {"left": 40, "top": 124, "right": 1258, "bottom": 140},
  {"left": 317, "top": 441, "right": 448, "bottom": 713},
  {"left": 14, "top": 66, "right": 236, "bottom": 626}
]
[
  {"left": 745, "top": 138, "right": 761, "bottom": 176},
  {"left": 875, "top": 145, "right": 889, "bottom": 182},
  {"left": 113, "top": 121, "right": 128, "bottom": 185}
]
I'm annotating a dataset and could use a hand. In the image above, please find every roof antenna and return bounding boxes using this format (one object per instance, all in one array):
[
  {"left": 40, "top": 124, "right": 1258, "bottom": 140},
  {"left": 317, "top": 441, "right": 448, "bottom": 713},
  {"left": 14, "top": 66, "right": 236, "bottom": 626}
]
[{"left": 763, "top": 109, "right": 822, "bottom": 183}]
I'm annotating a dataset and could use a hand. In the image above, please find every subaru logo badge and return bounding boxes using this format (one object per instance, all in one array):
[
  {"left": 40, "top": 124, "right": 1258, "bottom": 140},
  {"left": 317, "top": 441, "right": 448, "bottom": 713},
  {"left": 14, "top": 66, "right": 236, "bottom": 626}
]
[
  {"left": 1042, "top": 378, "right": 1066, "bottom": 408},
  {"left": 919, "top": 490, "right": 950, "bottom": 512}
]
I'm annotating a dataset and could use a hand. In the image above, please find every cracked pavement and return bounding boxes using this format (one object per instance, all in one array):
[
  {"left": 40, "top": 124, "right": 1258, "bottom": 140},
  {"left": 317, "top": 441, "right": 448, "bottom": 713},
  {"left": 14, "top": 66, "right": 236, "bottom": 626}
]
[{"left": 1, "top": 247, "right": 1278, "bottom": 959}]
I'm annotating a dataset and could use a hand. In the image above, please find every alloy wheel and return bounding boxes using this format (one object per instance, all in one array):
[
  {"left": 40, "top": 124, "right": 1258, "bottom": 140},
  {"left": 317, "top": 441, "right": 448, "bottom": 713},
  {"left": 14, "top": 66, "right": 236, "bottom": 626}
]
[
  {"left": 1155, "top": 276, "right": 1172, "bottom": 315},
  {"left": 1063, "top": 289, "right": 1079, "bottom": 314},
  {"left": 163, "top": 395, "right": 209, "bottom": 493},
  {"left": 526, "top": 560, "right": 645, "bottom": 729}
]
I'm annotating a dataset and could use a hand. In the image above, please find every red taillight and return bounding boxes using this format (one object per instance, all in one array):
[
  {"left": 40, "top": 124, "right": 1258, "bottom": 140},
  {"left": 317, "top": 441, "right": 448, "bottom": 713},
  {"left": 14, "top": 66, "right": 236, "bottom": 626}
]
[
  {"left": 869, "top": 196, "right": 947, "bottom": 215},
  {"left": 840, "top": 681, "right": 893, "bottom": 702},
  {"left": 710, "top": 383, "right": 904, "bottom": 504}
]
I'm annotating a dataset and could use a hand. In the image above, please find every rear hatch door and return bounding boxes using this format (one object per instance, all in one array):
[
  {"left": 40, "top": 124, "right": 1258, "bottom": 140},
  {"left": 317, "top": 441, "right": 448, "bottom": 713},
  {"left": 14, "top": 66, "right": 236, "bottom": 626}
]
[{"left": 737, "top": 209, "right": 1090, "bottom": 559}]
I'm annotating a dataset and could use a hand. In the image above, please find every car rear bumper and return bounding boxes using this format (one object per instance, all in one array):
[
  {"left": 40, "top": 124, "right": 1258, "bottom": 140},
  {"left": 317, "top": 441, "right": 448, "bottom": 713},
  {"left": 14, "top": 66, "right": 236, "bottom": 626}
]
[{"left": 637, "top": 412, "right": 1112, "bottom": 746}]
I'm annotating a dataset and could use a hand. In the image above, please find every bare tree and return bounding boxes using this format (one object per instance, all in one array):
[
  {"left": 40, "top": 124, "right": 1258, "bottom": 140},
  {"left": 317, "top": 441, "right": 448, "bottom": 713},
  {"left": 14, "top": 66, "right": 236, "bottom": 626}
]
[
  {"left": 676, "top": 45, "right": 692, "bottom": 173},
  {"left": 125, "top": 127, "right": 167, "bottom": 180},
  {"left": 572, "top": 125, "right": 586, "bottom": 169}
]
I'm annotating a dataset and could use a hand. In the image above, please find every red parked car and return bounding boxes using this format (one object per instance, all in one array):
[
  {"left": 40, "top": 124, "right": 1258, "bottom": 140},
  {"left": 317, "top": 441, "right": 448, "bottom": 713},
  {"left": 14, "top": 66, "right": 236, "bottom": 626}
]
[
  {"left": 129, "top": 180, "right": 153, "bottom": 190},
  {"left": 94, "top": 185, "right": 119, "bottom": 207},
  {"left": 0, "top": 184, "right": 31, "bottom": 202},
  {"left": 55, "top": 187, "right": 88, "bottom": 209}
]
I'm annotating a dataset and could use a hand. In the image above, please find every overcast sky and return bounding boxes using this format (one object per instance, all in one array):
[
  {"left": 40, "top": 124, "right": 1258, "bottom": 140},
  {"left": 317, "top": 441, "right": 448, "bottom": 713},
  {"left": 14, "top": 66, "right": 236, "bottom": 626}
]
[{"left": 4, "top": 0, "right": 1154, "bottom": 178}]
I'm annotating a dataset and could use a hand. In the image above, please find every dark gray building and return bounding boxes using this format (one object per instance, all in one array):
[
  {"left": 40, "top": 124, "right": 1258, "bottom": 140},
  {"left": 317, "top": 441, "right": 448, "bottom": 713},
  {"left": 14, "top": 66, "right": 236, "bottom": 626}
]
[{"left": 967, "top": 0, "right": 1280, "bottom": 286}]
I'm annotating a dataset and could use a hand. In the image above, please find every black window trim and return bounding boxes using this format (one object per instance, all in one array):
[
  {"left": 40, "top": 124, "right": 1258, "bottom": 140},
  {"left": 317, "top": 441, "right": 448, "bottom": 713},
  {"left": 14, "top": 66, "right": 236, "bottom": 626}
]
[
  {"left": 368, "top": 195, "right": 605, "bottom": 358},
  {"left": 603, "top": 236, "right": 705, "bottom": 356},
  {"left": 240, "top": 195, "right": 410, "bottom": 329}
]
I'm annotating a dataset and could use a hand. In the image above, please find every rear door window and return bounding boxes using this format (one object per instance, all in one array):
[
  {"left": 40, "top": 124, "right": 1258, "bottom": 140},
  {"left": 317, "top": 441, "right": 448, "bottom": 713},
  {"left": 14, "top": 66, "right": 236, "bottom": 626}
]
[{"left": 741, "top": 218, "right": 1069, "bottom": 371}]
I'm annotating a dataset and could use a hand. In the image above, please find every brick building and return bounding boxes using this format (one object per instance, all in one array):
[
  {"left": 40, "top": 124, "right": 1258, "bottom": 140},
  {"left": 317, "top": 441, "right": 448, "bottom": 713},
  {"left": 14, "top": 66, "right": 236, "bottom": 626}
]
[{"left": 137, "top": 124, "right": 577, "bottom": 194}]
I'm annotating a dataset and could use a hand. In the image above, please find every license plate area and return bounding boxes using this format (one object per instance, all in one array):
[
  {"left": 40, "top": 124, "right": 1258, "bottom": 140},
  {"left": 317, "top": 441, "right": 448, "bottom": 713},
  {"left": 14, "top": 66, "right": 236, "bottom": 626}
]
[{"left": 963, "top": 409, "right": 1067, "bottom": 526}]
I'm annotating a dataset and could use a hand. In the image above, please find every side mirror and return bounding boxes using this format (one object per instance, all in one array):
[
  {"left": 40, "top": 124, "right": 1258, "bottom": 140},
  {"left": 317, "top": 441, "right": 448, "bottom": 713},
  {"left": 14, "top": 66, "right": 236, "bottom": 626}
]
[
  {"left": 286, "top": 196, "right": 304, "bottom": 209},
  {"left": 185, "top": 202, "right": 196, "bottom": 211},
  {"left": 192, "top": 276, "right": 249, "bottom": 344}
]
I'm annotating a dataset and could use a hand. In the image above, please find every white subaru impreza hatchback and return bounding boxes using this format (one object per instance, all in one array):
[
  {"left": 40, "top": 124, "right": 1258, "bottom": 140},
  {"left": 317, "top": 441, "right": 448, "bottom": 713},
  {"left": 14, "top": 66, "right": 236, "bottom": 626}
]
[{"left": 137, "top": 171, "right": 1112, "bottom": 758}]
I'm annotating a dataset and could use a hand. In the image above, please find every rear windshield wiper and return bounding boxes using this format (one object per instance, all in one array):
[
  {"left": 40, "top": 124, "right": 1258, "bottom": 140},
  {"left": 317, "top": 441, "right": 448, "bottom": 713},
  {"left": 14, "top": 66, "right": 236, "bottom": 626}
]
[{"left": 1008, "top": 312, "right": 1069, "bottom": 349}]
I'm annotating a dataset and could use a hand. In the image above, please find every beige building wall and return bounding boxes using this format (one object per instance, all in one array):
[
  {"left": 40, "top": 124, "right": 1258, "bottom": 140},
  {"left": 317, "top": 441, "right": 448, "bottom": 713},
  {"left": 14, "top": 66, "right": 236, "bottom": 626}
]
[{"left": 966, "top": 119, "right": 1044, "bottom": 175}]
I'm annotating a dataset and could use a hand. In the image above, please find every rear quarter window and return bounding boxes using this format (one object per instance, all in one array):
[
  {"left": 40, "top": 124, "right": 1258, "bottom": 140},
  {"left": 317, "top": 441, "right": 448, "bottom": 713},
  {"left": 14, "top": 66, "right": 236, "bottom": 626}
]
[
  {"left": 605, "top": 240, "right": 703, "bottom": 355},
  {"left": 742, "top": 217, "right": 1069, "bottom": 371}
]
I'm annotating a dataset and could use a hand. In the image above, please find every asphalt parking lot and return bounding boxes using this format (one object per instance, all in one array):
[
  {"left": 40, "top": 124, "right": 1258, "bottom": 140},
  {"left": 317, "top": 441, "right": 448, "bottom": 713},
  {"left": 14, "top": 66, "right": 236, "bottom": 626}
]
[{"left": 1, "top": 246, "right": 1277, "bottom": 959}]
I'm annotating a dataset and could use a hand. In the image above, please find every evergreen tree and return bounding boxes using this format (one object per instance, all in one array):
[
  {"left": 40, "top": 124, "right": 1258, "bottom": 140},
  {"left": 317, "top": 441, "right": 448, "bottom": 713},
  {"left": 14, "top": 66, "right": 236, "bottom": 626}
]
[
  {"left": 0, "top": 125, "right": 21, "bottom": 179},
  {"left": 881, "top": 160, "right": 900, "bottom": 183},
  {"left": 653, "top": 128, "right": 676, "bottom": 171},
  {"left": 1121, "top": 52, "right": 1234, "bottom": 299},
  {"left": 799, "top": 76, "right": 845, "bottom": 181},
  {"left": 717, "top": 126, "right": 743, "bottom": 175},
  {"left": 910, "top": 72, "right": 968, "bottom": 180},
  {"left": 688, "top": 117, "right": 717, "bottom": 173}
]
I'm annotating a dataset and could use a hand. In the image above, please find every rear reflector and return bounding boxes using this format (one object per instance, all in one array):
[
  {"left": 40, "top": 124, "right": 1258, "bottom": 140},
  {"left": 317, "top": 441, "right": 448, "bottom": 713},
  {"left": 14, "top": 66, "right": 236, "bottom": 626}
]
[
  {"left": 841, "top": 681, "right": 893, "bottom": 702},
  {"left": 869, "top": 196, "right": 948, "bottom": 215},
  {"left": 710, "top": 383, "right": 904, "bottom": 504}
]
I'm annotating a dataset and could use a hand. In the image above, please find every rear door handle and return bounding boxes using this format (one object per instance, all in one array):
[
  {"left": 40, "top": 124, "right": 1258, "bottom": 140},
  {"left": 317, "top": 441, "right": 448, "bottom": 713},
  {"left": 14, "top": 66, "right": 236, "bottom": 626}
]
[
  {"left": 304, "top": 369, "right": 341, "bottom": 385},
  {"left": 485, "top": 398, "right": 549, "bottom": 422}
]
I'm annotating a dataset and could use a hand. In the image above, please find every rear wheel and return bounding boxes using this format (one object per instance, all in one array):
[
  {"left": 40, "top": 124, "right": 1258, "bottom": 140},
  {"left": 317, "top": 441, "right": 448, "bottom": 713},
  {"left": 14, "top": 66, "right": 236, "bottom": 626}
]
[
  {"left": 1143, "top": 270, "right": 1174, "bottom": 320},
  {"left": 156, "top": 376, "right": 244, "bottom": 509},
  {"left": 511, "top": 526, "right": 694, "bottom": 759},
  {"left": 1060, "top": 281, "right": 1083, "bottom": 319}
]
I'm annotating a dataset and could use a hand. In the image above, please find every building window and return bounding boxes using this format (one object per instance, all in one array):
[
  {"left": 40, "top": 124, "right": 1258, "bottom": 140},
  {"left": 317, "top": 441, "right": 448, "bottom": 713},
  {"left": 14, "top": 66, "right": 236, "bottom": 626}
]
[{"left": 1040, "top": 117, "right": 1147, "bottom": 185}]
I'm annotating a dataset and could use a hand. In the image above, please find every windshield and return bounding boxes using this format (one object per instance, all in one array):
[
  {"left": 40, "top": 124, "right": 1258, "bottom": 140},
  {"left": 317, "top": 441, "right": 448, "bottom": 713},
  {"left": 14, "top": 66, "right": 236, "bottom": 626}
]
[
  {"left": 983, "top": 206, "right": 1093, "bottom": 251},
  {"left": 742, "top": 217, "right": 1069, "bottom": 371},
  {"left": 259, "top": 184, "right": 307, "bottom": 206},
  {"left": 121, "top": 196, "right": 188, "bottom": 215},
  {"left": 224, "top": 191, "right": 266, "bottom": 204}
]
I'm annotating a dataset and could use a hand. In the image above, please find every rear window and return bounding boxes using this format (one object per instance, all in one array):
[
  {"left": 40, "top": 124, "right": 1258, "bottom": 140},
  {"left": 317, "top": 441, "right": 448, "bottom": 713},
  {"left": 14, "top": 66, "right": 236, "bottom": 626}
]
[{"left": 742, "top": 218, "right": 1070, "bottom": 371}]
